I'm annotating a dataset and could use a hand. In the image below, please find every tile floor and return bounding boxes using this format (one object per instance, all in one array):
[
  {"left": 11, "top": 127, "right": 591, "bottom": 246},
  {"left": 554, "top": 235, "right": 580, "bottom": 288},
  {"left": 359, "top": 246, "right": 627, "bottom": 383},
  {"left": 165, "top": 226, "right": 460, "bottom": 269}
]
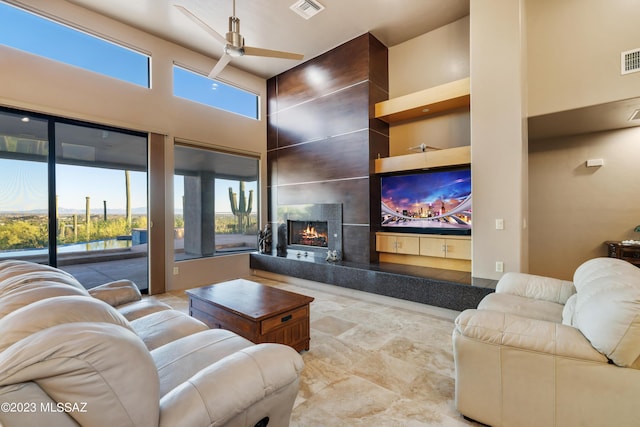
[{"left": 153, "top": 274, "right": 482, "bottom": 427}]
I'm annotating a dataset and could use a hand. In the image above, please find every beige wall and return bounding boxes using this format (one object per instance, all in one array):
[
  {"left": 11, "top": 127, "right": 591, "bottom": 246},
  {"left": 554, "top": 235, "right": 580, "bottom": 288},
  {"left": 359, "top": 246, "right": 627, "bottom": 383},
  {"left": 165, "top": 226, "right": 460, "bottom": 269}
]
[
  {"left": 529, "top": 127, "right": 640, "bottom": 280},
  {"left": 470, "top": 0, "right": 529, "bottom": 279},
  {"left": 389, "top": 16, "right": 470, "bottom": 98},
  {"left": 527, "top": 0, "right": 640, "bottom": 116},
  {"left": 526, "top": 0, "right": 640, "bottom": 279},
  {"left": 388, "top": 16, "right": 470, "bottom": 155},
  {"left": 1, "top": 0, "right": 267, "bottom": 291}
]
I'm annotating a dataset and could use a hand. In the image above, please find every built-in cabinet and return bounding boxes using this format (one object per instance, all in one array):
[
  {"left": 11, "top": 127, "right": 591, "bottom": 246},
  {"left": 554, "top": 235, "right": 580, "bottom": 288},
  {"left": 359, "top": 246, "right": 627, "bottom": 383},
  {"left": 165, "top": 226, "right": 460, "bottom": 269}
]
[
  {"left": 376, "top": 233, "right": 420, "bottom": 255},
  {"left": 376, "top": 232, "right": 471, "bottom": 272},
  {"left": 419, "top": 235, "right": 471, "bottom": 260},
  {"left": 377, "top": 232, "right": 471, "bottom": 260},
  {"left": 374, "top": 77, "right": 472, "bottom": 272}
]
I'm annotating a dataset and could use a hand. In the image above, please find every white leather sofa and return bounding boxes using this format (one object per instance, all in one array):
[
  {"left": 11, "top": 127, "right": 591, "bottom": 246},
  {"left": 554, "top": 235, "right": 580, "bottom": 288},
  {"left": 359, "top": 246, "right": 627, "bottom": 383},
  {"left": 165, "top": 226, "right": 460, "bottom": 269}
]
[
  {"left": 453, "top": 257, "right": 640, "bottom": 427},
  {"left": 0, "top": 260, "right": 303, "bottom": 427}
]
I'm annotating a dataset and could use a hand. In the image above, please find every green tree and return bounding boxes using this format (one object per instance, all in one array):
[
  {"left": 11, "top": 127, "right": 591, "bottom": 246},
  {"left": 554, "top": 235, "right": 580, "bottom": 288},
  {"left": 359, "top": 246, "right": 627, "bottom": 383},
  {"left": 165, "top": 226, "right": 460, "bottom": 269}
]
[{"left": 0, "top": 220, "right": 47, "bottom": 249}]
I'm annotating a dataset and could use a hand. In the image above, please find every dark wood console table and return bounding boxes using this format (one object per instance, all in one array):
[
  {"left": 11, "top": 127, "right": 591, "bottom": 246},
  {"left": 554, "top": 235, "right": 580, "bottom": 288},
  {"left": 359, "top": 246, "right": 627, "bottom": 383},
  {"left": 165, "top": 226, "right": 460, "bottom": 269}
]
[{"left": 605, "top": 241, "right": 640, "bottom": 267}]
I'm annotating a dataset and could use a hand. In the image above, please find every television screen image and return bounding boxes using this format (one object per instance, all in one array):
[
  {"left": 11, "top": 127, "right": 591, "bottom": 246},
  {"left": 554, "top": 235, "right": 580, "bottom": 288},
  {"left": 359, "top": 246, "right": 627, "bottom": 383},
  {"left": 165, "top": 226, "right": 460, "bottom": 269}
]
[{"left": 380, "top": 167, "right": 472, "bottom": 235}]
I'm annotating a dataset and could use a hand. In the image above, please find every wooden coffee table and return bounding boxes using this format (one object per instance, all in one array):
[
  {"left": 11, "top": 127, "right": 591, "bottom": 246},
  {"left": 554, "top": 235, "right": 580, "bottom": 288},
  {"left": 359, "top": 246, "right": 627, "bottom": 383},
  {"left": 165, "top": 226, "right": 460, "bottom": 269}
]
[{"left": 186, "top": 279, "right": 314, "bottom": 352}]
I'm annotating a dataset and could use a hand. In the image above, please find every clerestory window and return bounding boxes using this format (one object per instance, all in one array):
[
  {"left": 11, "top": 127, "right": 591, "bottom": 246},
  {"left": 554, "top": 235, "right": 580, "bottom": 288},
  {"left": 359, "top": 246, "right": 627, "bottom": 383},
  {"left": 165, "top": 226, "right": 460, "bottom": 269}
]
[
  {"left": 173, "top": 65, "right": 259, "bottom": 119},
  {"left": 0, "top": 1, "right": 150, "bottom": 87}
]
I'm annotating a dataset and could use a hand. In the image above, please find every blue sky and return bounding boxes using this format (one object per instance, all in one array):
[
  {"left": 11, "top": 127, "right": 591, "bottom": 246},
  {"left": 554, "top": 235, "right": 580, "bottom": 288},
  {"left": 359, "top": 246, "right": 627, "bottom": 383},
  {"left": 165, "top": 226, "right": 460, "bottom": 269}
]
[
  {"left": 0, "top": 1, "right": 149, "bottom": 87},
  {"left": 0, "top": 154, "right": 257, "bottom": 214},
  {"left": 174, "top": 176, "right": 257, "bottom": 215},
  {"left": 0, "top": 2, "right": 258, "bottom": 214},
  {"left": 0, "top": 159, "right": 148, "bottom": 212}
]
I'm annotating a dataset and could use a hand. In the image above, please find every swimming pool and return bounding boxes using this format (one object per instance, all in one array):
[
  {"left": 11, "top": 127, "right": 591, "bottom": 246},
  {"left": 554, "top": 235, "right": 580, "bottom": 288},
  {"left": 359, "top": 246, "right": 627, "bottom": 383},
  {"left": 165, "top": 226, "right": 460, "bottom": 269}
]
[{"left": 0, "top": 238, "right": 133, "bottom": 259}]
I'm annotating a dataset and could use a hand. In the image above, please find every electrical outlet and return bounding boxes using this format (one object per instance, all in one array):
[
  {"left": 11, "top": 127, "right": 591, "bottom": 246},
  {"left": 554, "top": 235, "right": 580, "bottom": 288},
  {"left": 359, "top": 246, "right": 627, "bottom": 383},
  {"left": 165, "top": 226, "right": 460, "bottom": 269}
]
[
  {"left": 173, "top": 266, "right": 179, "bottom": 275},
  {"left": 495, "top": 261, "right": 504, "bottom": 273},
  {"left": 495, "top": 219, "right": 504, "bottom": 230}
]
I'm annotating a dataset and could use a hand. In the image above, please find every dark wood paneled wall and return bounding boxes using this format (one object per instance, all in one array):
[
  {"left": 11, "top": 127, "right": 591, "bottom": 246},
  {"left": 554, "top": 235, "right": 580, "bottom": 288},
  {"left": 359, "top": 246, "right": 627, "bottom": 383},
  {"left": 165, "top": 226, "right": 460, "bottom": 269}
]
[{"left": 267, "top": 33, "right": 389, "bottom": 263}]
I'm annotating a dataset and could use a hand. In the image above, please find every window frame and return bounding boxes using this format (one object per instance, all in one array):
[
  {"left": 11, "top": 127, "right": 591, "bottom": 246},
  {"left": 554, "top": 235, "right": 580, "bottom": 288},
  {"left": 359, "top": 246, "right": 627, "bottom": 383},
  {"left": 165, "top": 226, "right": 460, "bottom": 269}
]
[
  {"left": 0, "top": 1, "right": 151, "bottom": 88},
  {"left": 173, "top": 141, "right": 260, "bottom": 261},
  {"left": 172, "top": 64, "right": 260, "bottom": 120},
  {"left": 0, "top": 105, "right": 150, "bottom": 291}
]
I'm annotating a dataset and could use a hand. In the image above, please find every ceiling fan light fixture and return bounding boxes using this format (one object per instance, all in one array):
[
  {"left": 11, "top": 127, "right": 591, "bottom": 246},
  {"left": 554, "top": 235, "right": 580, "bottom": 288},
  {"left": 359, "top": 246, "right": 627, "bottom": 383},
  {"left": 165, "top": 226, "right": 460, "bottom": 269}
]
[{"left": 225, "top": 45, "right": 244, "bottom": 57}]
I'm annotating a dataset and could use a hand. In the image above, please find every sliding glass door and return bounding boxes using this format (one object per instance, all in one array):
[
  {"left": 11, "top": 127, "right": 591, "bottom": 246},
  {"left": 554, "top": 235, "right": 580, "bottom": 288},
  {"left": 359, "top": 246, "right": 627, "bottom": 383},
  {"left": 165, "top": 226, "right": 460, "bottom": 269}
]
[
  {"left": 0, "top": 107, "right": 149, "bottom": 291},
  {"left": 0, "top": 110, "right": 49, "bottom": 263}
]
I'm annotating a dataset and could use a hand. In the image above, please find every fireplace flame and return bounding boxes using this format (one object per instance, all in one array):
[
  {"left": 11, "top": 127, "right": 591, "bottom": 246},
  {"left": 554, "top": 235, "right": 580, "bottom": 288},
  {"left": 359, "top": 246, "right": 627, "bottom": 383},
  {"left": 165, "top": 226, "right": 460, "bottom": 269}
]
[
  {"left": 303, "top": 225, "right": 320, "bottom": 239},
  {"left": 289, "top": 220, "right": 329, "bottom": 248}
]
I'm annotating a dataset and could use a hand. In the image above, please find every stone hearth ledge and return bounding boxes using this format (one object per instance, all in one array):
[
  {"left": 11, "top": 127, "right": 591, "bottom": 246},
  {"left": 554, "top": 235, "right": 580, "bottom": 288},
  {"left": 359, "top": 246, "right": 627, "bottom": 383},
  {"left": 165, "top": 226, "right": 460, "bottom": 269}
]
[{"left": 250, "top": 251, "right": 495, "bottom": 311}]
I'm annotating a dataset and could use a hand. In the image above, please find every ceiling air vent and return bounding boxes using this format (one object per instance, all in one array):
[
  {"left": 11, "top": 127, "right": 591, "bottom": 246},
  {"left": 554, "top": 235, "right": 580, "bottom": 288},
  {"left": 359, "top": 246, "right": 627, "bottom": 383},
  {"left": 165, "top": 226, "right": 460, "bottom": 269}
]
[
  {"left": 290, "top": 0, "right": 325, "bottom": 20},
  {"left": 621, "top": 48, "right": 640, "bottom": 75}
]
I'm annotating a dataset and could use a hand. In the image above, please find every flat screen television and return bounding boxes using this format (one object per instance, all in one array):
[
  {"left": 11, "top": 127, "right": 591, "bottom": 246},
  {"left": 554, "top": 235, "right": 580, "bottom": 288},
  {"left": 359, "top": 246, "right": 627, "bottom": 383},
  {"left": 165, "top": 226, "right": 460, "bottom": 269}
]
[{"left": 380, "top": 166, "right": 471, "bottom": 235}]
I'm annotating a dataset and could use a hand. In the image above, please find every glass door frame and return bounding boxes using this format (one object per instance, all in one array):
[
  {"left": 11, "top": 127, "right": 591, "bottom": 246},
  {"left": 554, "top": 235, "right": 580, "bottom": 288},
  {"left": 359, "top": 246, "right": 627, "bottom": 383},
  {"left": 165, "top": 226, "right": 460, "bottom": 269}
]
[{"left": 1, "top": 105, "right": 149, "bottom": 271}]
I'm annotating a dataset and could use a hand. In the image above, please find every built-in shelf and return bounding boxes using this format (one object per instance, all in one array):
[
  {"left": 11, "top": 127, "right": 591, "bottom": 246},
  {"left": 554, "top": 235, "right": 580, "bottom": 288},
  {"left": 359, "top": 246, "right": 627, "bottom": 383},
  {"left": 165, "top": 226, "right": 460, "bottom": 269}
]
[
  {"left": 375, "top": 145, "right": 470, "bottom": 174},
  {"left": 375, "top": 77, "right": 470, "bottom": 123}
]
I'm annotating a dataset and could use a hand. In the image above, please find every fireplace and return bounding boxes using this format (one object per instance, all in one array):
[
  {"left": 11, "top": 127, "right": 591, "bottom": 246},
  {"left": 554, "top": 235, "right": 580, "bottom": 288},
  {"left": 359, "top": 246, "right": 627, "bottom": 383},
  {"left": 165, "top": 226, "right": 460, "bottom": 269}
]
[
  {"left": 288, "top": 220, "right": 329, "bottom": 248},
  {"left": 276, "top": 203, "right": 342, "bottom": 256}
]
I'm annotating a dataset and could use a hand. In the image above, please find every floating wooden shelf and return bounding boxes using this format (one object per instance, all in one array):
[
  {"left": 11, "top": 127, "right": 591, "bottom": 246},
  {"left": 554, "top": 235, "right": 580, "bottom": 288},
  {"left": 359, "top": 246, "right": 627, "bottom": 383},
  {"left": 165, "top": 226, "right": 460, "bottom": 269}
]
[
  {"left": 375, "top": 145, "right": 471, "bottom": 174},
  {"left": 375, "top": 77, "right": 470, "bottom": 123}
]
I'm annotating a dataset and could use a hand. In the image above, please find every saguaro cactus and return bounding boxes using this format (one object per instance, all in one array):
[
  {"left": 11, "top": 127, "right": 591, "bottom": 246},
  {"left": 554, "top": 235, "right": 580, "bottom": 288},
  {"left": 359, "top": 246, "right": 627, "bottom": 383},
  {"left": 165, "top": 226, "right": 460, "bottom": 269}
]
[
  {"left": 125, "top": 170, "right": 132, "bottom": 228},
  {"left": 85, "top": 196, "right": 91, "bottom": 240},
  {"left": 229, "top": 182, "right": 253, "bottom": 233}
]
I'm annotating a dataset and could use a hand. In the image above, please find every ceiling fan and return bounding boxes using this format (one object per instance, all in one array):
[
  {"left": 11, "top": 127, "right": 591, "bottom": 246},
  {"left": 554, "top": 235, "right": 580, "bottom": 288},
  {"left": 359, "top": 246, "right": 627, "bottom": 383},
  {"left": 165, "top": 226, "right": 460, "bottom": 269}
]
[{"left": 175, "top": 1, "right": 304, "bottom": 78}]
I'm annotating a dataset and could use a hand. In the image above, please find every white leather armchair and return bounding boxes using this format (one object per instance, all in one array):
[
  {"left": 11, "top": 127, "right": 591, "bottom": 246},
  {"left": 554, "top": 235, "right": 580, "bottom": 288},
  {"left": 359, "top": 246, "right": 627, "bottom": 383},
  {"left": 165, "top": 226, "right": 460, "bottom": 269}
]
[{"left": 453, "top": 258, "right": 640, "bottom": 427}]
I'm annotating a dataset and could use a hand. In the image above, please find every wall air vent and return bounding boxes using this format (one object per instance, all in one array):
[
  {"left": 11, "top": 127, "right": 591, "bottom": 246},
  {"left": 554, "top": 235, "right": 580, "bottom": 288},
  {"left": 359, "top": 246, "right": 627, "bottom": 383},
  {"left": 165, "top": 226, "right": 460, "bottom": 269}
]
[
  {"left": 290, "top": 0, "right": 325, "bottom": 20},
  {"left": 621, "top": 48, "right": 640, "bottom": 75}
]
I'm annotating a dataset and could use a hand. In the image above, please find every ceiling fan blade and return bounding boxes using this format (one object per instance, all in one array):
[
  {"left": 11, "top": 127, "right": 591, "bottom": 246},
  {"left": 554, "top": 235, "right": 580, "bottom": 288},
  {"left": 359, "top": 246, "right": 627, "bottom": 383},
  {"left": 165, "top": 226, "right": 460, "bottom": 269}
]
[
  {"left": 243, "top": 46, "right": 304, "bottom": 60},
  {"left": 174, "top": 4, "right": 227, "bottom": 47},
  {"left": 208, "top": 54, "right": 232, "bottom": 79}
]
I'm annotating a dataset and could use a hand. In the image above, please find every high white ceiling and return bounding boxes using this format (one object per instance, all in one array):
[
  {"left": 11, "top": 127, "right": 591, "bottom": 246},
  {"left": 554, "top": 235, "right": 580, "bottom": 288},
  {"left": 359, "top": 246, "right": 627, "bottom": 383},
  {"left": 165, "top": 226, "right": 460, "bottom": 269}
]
[{"left": 65, "top": 0, "right": 470, "bottom": 79}]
